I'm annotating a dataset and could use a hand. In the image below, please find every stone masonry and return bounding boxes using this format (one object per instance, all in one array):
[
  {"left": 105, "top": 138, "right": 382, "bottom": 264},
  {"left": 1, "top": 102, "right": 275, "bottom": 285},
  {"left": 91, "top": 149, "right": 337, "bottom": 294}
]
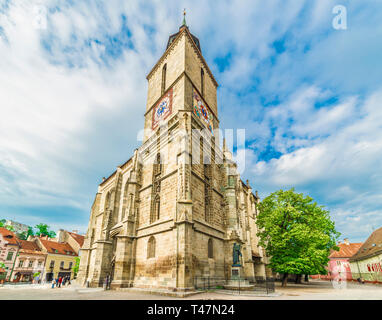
[{"left": 77, "top": 22, "right": 269, "bottom": 291}]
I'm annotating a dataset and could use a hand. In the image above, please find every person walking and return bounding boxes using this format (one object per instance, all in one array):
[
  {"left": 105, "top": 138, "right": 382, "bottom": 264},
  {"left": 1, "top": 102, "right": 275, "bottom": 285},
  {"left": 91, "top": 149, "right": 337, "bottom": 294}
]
[
  {"left": 51, "top": 279, "right": 55, "bottom": 289},
  {"left": 55, "top": 277, "right": 59, "bottom": 287},
  {"left": 58, "top": 276, "right": 62, "bottom": 288}
]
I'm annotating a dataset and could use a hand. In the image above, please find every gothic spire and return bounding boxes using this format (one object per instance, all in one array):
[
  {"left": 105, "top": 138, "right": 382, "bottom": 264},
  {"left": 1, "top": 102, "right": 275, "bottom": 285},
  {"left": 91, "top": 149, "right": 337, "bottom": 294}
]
[{"left": 182, "top": 8, "right": 187, "bottom": 27}]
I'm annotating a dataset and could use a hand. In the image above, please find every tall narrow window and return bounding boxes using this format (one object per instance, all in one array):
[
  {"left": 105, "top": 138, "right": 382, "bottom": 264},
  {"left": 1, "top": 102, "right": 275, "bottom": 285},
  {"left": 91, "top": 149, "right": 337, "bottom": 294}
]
[
  {"left": 151, "top": 195, "right": 160, "bottom": 223},
  {"left": 205, "top": 183, "right": 210, "bottom": 222},
  {"left": 199, "top": 137, "right": 204, "bottom": 165},
  {"left": 154, "top": 153, "right": 162, "bottom": 176},
  {"left": 155, "top": 195, "right": 160, "bottom": 220},
  {"left": 161, "top": 63, "right": 167, "bottom": 95},
  {"left": 208, "top": 238, "right": 213, "bottom": 258},
  {"left": 147, "top": 236, "right": 156, "bottom": 258},
  {"left": 201, "top": 68, "right": 204, "bottom": 97}
]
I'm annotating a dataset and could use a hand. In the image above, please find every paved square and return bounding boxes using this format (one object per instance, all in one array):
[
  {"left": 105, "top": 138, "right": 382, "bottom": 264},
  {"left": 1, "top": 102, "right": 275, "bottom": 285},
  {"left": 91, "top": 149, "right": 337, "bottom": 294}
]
[{"left": 1, "top": 280, "right": 382, "bottom": 300}]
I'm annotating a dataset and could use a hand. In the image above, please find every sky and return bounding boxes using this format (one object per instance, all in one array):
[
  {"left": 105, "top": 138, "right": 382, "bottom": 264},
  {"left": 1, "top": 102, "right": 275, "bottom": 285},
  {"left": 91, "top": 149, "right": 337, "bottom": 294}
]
[{"left": 0, "top": 0, "right": 381, "bottom": 242}]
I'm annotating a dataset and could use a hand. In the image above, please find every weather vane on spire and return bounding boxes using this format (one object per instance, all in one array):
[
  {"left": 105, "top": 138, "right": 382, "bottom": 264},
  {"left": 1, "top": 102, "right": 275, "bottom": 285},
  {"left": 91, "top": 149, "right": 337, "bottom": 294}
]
[{"left": 182, "top": 8, "right": 187, "bottom": 27}]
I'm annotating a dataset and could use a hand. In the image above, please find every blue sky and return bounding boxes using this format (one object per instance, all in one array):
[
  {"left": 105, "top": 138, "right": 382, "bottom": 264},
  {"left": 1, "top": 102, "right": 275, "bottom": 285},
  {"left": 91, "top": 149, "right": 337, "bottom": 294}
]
[{"left": 0, "top": 0, "right": 381, "bottom": 242}]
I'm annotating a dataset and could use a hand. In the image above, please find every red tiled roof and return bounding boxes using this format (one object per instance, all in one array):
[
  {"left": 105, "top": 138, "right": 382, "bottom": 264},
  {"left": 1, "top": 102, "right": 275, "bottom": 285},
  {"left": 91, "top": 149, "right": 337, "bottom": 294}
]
[
  {"left": 39, "top": 239, "right": 77, "bottom": 256},
  {"left": 67, "top": 231, "right": 84, "bottom": 247},
  {"left": 18, "top": 240, "right": 45, "bottom": 255},
  {"left": 330, "top": 242, "right": 363, "bottom": 258},
  {"left": 0, "top": 227, "right": 19, "bottom": 245},
  {"left": 350, "top": 227, "right": 382, "bottom": 261}
]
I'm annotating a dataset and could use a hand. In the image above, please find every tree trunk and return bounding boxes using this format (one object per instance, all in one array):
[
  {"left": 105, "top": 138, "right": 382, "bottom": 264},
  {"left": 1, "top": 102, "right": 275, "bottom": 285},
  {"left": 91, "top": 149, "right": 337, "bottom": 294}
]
[
  {"left": 282, "top": 273, "right": 288, "bottom": 287},
  {"left": 304, "top": 274, "right": 309, "bottom": 282},
  {"left": 295, "top": 274, "right": 302, "bottom": 284}
]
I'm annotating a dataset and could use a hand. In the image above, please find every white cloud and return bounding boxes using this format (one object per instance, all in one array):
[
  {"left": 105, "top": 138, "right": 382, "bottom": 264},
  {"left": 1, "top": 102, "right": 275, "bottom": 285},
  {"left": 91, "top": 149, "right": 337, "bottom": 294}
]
[{"left": 0, "top": 0, "right": 381, "bottom": 242}]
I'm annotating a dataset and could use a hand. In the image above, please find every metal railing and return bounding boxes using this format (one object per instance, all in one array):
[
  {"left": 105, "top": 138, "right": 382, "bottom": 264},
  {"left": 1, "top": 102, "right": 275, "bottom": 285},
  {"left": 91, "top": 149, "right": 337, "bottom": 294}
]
[{"left": 193, "top": 276, "right": 275, "bottom": 294}]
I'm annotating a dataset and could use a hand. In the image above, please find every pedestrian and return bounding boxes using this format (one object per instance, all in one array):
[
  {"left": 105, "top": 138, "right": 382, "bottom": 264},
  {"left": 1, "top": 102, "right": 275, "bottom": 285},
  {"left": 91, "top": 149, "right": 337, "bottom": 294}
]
[
  {"left": 62, "top": 277, "right": 66, "bottom": 286},
  {"left": 58, "top": 276, "right": 62, "bottom": 288},
  {"left": 67, "top": 277, "right": 71, "bottom": 286},
  {"left": 51, "top": 279, "right": 55, "bottom": 289},
  {"left": 55, "top": 277, "right": 59, "bottom": 287}
]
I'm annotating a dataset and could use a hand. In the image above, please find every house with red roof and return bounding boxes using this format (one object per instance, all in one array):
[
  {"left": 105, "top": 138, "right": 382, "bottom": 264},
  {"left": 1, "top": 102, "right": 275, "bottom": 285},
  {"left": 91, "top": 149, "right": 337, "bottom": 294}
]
[
  {"left": 54, "top": 229, "right": 85, "bottom": 255},
  {"left": 312, "top": 238, "right": 363, "bottom": 281},
  {"left": 0, "top": 227, "right": 20, "bottom": 281},
  {"left": 12, "top": 239, "right": 47, "bottom": 283},
  {"left": 349, "top": 227, "right": 382, "bottom": 284},
  {"left": 33, "top": 235, "right": 78, "bottom": 282}
]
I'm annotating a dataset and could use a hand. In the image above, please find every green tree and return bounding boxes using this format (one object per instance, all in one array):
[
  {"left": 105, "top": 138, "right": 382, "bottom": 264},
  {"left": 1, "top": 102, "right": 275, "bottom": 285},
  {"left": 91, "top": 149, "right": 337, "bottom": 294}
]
[
  {"left": 257, "top": 188, "right": 340, "bottom": 287},
  {"left": 72, "top": 257, "right": 80, "bottom": 278},
  {"left": 17, "top": 227, "right": 33, "bottom": 240},
  {"left": 5, "top": 225, "right": 15, "bottom": 232},
  {"left": 35, "top": 223, "right": 56, "bottom": 238},
  {"left": 16, "top": 231, "right": 27, "bottom": 240},
  {"left": 0, "top": 219, "right": 5, "bottom": 227}
]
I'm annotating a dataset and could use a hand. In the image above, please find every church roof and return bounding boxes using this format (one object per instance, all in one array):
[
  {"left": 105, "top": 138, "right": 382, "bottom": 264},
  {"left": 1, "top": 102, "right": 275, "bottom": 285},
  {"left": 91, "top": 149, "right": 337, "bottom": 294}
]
[{"left": 167, "top": 27, "right": 201, "bottom": 53}]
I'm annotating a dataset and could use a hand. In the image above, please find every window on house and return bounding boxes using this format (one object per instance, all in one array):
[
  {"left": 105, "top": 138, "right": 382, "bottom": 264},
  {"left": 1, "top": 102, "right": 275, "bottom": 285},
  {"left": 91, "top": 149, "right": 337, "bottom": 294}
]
[
  {"left": 38, "top": 261, "right": 42, "bottom": 267},
  {"left": 50, "top": 261, "right": 55, "bottom": 268},
  {"left": 161, "top": 63, "right": 167, "bottom": 95},
  {"left": 28, "top": 261, "right": 33, "bottom": 268},
  {"left": 69, "top": 262, "right": 73, "bottom": 269},
  {"left": 60, "top": 261, "right": 64, "bottom": 269},
  {"left": 208, "top": 238, "right": 213, "bottom": 258},
  {"left": 147, "top": 236, "right": 156, "bottom": 259},
  {"left": 18, "top": 260, "right": 24, "bottom": 268},
  {"left": 6, "top": 252, "right": 13, "bottom": 261}
]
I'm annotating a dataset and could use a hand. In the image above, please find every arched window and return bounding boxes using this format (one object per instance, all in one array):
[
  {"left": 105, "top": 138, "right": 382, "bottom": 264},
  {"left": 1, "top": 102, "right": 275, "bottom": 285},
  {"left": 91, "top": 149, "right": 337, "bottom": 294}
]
[
  {"left": 150, "top": 195, "right": 160, "bottom": 223},
  {"left": 147, "top": 236, "right": 156, "bottom": 259},
  {"left": 205, "top": 183, "right": 210, "bottom": 222},
  {"left": 154, "top": 153, "right": 162, "bottom": 176},
  {"left": 199, "top": 137, "right": 204, "bottom": 165},
  {"left": 208, "top": 238, "right": 213, "bottom": 258},
  {"left": 104, "top": 191, "right": 111, "bottom": 210},
  {"left": 161, "top": 63, "right": 167, "bottom": 95},
  {"left": 155, "top": 195, "right": 160, "bottom": 220},
  {"left": 201, "top": 68, "right": 204, "bottom": 97}
]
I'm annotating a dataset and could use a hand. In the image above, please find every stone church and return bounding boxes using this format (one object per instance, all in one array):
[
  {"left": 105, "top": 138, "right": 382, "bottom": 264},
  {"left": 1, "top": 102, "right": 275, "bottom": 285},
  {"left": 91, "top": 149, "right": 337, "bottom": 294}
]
[{"left": 77, "top": 18, "right": 269, "bottom": 291}]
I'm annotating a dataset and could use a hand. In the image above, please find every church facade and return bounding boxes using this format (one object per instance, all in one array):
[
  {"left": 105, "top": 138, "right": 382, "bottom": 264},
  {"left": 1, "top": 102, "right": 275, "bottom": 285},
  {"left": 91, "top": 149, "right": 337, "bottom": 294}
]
[{"left": 77, "top": 21, "right": 269, "bottom": 291}]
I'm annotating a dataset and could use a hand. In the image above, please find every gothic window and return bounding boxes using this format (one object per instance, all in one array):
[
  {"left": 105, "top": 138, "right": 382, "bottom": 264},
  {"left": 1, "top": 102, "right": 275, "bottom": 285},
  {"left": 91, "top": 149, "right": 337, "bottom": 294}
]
[
  {"left": 161, "top": 63, "right": 167, "bottom": 95},
  {"left": 199, "top": 137, "right": 204, "bottom": 165},
  {"left": 147, "top": 236, "right": 156, "bottom": 259},
  {"left": 201, "top": 68, "right": 204, "bottom": 97},
  {"left": 150, "top": 195, "right": 160, "bottom": 223},
  {"left": 205, "top": 183, "right": 210, "bottom": 223},
  {"left": 104, "top": 191, "right": 111, "bottom": 210},
  {"left": 122, "top": 182, "right": 129, "bottom": 218},
  {"left": 204, "top": 156, "right": 211, "bottom": 179},
  {"left": 154, "top": 153, "right": 162, "bottom": 176},
  {"left": 155, "top": 195, "right": 160, "bottom": 220},
  {"left": 208, "top": 238, "right": 213, "bottom": 258}
]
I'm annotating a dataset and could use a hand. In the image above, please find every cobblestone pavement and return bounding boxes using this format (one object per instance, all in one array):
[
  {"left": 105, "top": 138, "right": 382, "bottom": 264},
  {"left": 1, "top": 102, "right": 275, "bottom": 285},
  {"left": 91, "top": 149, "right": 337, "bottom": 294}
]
[{"left": 0, "top": 280, "right": 381, "bottom": 300}]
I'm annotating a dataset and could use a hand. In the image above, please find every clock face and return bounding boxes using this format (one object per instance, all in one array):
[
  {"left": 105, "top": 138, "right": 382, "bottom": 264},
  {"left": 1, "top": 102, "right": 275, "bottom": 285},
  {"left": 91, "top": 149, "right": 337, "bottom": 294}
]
[
  {"left": 152, "top": 89, "right": 173, "bottom": 129},
  {"left": 192, "top": 88, "right": 213, "bottom": 134}
]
